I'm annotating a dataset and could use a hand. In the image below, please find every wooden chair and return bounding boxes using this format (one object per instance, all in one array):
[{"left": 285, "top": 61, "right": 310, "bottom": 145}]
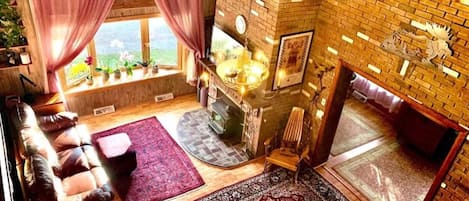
[{"left": 264, "top": 106, "right": 310, "bottom": 182}]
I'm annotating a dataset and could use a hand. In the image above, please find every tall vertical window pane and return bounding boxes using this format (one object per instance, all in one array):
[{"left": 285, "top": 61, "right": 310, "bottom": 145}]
[
  {"left": 65, "top": 50, "right": 89, "bottom": 86},
  {"left": 149, "top": 18, "right": 177, "bottom": 66},
  {"left": 94, "top": 20, "right": 142, "bottom": 68}
]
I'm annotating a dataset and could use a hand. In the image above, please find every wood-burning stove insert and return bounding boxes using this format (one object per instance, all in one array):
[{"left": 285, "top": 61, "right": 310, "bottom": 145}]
[{"left": 208, "top": 96, "right": 244, "bottom": 140}]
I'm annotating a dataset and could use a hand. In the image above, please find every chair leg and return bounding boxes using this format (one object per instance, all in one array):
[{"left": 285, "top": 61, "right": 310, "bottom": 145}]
[
  {"left": 294, "top": 170, "right": 299, "bottom": 184},
  {"left": 294, "top": 162, "right": 302, "bottom": 183},
  {"left": 263, "top": 160, "right": 269, "bottom": 173}
]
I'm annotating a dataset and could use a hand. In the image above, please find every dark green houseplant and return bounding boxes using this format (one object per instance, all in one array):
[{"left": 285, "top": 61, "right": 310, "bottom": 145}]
[{"left": 0, "top": 0, "right": 26, "bottom": 48}]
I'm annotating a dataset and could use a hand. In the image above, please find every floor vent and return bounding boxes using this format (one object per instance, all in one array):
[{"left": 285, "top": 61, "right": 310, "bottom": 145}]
[
  {"left": 352, "top": 90, "right": 367, "bottom": 103},
  {"left": 93, "top": 105, "right": 115, "bottom": 116},
  {"left": 155, "top": 93, "right": 174, "bottom": 102}
]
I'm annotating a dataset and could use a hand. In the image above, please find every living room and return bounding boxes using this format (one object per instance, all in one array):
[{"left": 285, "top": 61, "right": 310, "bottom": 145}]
[{"left": 1, "top": 0, "right": 468, "bottom": 201}]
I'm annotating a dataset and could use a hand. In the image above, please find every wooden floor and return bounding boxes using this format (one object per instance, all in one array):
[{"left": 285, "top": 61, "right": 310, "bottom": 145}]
[
  {"left": 77, "top": 94, "right": 363, "bottom": 201},
  {"left": 322, "top": 97, "right": 400, "bottom": 201}
]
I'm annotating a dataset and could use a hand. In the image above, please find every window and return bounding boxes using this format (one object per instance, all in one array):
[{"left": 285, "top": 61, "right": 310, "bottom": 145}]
[
  {"left": 64, "top": 50, "right": 89, "bottom": 86},
  {"left": 62, "top": 17, "right": 180, "bottom": 88},
  {"left": 149, "top": 18, "right": 177, "bottom": 66},
  {"left": 95, "top": 20, "right": 142, "bottom": 67}
]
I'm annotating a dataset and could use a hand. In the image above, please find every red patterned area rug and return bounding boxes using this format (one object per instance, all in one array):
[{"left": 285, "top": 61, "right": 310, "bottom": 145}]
[
  {"left": 330, "top": 107, "right": 384, "bottom": 156},
  {"left": 92, "top": 117, "right": 204, "bottom": 201},
  {"left": 196, "top": 168, "right": 348, "bottom": 201},
  {"left": 333, "top": 140, "right": 438, "bottom": 201}
]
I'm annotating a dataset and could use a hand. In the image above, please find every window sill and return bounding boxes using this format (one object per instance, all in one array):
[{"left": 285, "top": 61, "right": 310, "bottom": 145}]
[{"left": 64, "top": 68, "right": 182, "bottom": 96}]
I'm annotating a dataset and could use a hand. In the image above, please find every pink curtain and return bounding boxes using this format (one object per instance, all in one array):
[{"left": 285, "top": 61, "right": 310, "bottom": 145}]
[
  {"left": 352, "top": 74, "right": 403, "bottom": 113},
  {"left": 154, "top": 0, "right": 205, "bottom": 85},
  {"left": 31, "top": 0, "right": 114, "bottom": 92}
]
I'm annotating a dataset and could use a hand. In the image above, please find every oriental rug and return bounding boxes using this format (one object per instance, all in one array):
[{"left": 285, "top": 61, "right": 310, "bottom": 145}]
[
  {"left": 196, "top": 168, "right": 348, "bottom": 201},
  {"left": 333, "top": 140, "right": 439, "bottom": 201},
  {"left": 176, "top": 109, "right": 250, "bottom": 168},
  {"left": 92, "top": 117, "right": 204, "bottom": 201}
]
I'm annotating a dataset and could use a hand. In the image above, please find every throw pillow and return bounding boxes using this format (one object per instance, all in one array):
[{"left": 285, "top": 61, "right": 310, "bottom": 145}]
[{"left": 25, "top": 154, "right": 58, "bottom": 201}]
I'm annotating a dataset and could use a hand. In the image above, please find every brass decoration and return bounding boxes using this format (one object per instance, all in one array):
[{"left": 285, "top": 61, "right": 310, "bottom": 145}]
[{"left": 381, "top": 22, "right": 454, "bottom": 70}]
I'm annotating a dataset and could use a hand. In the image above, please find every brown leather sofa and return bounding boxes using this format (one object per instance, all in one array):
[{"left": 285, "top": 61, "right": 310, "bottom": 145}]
[{"left": 8, "top": 102, "right": 113, "bottom": 201}]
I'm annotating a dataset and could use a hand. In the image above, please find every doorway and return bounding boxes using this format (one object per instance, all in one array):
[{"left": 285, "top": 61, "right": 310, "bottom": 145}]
[{"left": 312, "top": 60, "right": 467, "bottom": 201}]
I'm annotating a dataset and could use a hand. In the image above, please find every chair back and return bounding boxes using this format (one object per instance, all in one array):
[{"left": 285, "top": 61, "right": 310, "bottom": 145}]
[{"left": 281, "top": 107, "right": 305, "bottom": 153}]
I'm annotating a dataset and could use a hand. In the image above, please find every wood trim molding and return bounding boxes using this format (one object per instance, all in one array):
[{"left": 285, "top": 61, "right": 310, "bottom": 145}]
[
  {"left": 105, "top": 13, "right": 160, "bottom": 23},
  {"left": 141, "top": 19, "right": 150, "bottom": 62},
  {"left": 311, "top": 61, "right": 352, "bottom": 165},
  {"left": 424, "top": 131, "right": 468, "bottom": 201}
]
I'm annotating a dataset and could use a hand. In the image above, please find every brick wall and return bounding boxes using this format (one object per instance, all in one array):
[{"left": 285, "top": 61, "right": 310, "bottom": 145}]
[
  {"left": 299, "top": 0, "right": 469, "bottom": 200},
  {"left": 214, "top": 0, "right": 320, "bottom": 155},
  {"left": 434, "top": 139, "right": 469, "bottom": 200}
]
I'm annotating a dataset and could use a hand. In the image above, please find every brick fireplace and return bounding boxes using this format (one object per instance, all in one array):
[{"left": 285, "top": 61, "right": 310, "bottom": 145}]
[
  {"left": 206, "top": 0, "right": 321, "bottom": 156},
  {"left": 209, "top": 0, "right": 469, "bottom": 199}
]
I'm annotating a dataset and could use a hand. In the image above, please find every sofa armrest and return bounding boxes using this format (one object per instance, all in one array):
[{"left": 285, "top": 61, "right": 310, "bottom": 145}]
[{"left": 38, "top": 112, "right": 78, "bottom": 133}]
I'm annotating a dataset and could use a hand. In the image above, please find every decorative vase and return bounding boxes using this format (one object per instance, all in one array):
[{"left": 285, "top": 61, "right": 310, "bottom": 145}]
[
  {"left": 86, "top": 77, "right": 94, "bottom": 86},
  {"left": 142, "top": 66, "right": 148, "bottom": 74},
  {"left": 114, "top": 71, "right": 121, "bottom": 79},
  {"left": 102, "top": 72, "right": 109, "bottom": 82},
  {"left": 152, "top": 65, "right": 159, "bottom": 74}
]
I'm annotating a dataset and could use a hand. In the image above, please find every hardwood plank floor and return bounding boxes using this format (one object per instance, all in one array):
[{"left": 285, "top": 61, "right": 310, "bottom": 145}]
[{"left": 77, "top": 94, "right": 362, "bottom": 201}]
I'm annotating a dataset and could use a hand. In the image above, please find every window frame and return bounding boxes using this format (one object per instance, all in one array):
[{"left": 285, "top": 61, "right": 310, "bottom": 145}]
[{"left": 58, "top": 15, "right": 182, "bottom": 91}]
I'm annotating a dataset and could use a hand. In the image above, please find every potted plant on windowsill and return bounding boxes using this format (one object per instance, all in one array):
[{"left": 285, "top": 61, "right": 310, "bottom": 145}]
[
  {"left": 120, "top": 51, "right": 134, "bottom": 77},
  {"left": 151, "top": 60, "right": 159, "bottom": 74},
  {"left": 84, "top": 56, "right": 94, "bottom": 85},
  {"left": 112, "top": 65, "right": 121, "bottom": 79},
  {"left": 137, "top": 58, "right": 153, "bottom": 74},
  {"left": 95, "top": 66, "right": 112, "bottom": 82}
]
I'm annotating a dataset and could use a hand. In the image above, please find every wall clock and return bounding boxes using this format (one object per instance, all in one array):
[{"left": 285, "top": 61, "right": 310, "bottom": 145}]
[{"left": 235, "top": 15, "right": 247, "bottom": 34}]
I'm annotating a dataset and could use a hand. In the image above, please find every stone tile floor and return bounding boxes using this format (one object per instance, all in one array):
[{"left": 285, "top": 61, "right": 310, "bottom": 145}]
[{"left": 176, "top": 109, "right": 250, "bottom": 168}]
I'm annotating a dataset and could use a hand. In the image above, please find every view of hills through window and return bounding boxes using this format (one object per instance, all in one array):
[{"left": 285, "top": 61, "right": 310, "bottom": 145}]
[{"left": 64, "top": 18, "right": 177, "bottom": 86}]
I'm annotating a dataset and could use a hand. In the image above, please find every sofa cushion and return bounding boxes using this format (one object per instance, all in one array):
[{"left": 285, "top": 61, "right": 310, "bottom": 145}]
[
  {"left": 57, "top": 147, "right": 90, "bottom": 178},
  {"left": 24, "top": 154, "right": 58, "bottom": 201},
  {"left": 82, "top": 145, "right": 102, "bottom": 168},
  {"left": 47, "top": 128, "right": 82, "bottom": 152},
  {"left": 62, "top": 171, "right": 97, "bottom": 195},
  {"left": 90, "top": 167, "right": 110, "bottom": 187},
  {"left": 21, "top": 127, "right": 60, "bottom": 167},
  {"left": 38, "top": 112, "right": 78, "bottom": 133}
]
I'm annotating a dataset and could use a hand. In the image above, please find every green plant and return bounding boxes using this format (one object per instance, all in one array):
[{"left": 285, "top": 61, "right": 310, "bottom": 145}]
[
  {"left": 125, "top": 64, "right": 134, "bottom": 76},
  {"left": 0, "top": 0, "right": 25, "bottom": 48},
  {"left": 137, "top": 58, "right": 155, "bottom": 67},
  {"left": 95, "top": 66, "right": 114, "bottom": 74}
]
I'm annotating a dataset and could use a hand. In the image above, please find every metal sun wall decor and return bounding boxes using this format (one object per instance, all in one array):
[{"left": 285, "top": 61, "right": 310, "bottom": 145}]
[{"left": 381, "top": 22, "right": 454, "bottom": 70}]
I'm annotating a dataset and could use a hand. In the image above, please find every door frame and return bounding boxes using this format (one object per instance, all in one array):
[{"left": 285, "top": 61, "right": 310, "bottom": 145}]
[{"left": 311, "top": 59, "right": 468, "bottom": 200}]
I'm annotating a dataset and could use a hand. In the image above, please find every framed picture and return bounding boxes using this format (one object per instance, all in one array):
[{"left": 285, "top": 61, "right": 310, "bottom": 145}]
[{"left": 273, "top": 30, "right": 314, "bottom": 90}]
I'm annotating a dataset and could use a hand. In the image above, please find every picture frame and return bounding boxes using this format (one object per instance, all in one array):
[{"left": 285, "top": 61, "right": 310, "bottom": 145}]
[{"left": 273, "top": 30, "right": 314, "bottom": 90}]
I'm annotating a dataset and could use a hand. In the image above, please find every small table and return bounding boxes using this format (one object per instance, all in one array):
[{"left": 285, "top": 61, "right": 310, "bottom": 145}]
[{"left": 96, "top": 133, "right": 137, "bottom": 176}]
